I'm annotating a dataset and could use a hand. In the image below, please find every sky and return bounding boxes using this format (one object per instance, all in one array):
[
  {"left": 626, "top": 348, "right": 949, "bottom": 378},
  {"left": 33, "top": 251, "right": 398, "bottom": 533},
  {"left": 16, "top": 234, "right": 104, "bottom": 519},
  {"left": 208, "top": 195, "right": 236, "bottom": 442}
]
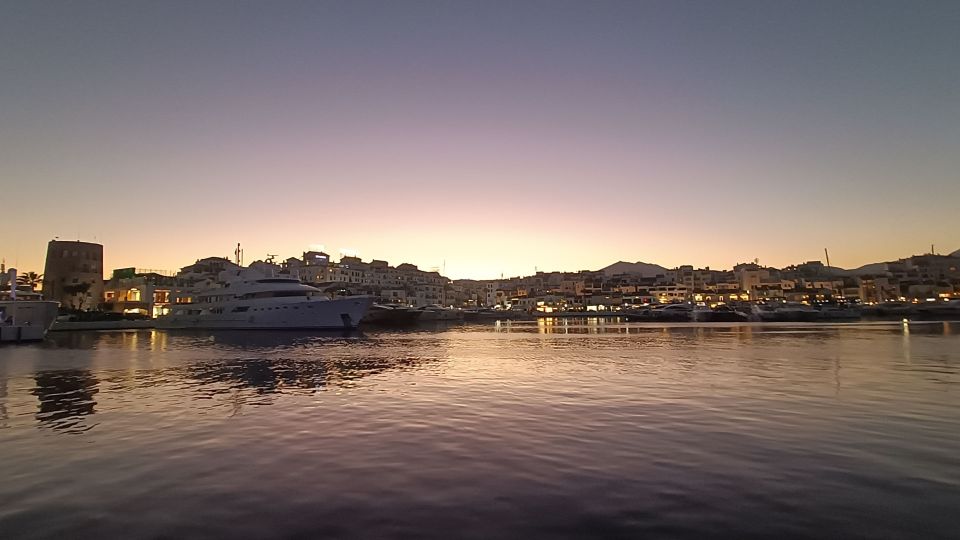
[{"left": 1, "top": 0, "right": 958, "bottom": 279}]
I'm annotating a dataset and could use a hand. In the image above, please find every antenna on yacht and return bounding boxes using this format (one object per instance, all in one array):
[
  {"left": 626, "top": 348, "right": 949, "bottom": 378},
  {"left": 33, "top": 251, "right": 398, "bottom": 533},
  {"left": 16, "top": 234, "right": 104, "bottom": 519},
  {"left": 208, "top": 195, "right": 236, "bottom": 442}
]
[
  {"left": 824, "top": 248, "right": 831, "bottom": 269},
  {"left": 234, "top": 243, "right": 244, "bottom": 266},
  {"left": 8, "top": 268, "right": 16, "bottom": 301}
]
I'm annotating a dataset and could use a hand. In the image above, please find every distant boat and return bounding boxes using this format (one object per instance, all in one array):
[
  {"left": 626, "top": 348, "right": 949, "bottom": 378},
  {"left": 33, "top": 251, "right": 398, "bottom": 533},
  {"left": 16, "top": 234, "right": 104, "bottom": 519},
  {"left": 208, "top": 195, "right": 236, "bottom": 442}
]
[
  {"left": 1, "top": 270, "right": 60, "bottom": 343},
  {"left": 158, "top": 269, "right": 372, "bottom": 330},
  {"left": 416, "top": 305, "right": 463, "bottom": 322},
  {"left": 915, "top": 299, "right": 960, "bottom": 320},
  {"left": 362, "top": 304, "right": 423, "bottom": 326},
  {"left": 861, "top": 302, "right": 913, "bottom": 319},
  {"left": 693, "top": 304, "right": 749, "bottom": 323},
  {"left": 751, "top": 302, "right": 819, "bottom": 322},
  {"left": 624, "top": 304, "right": 692, "bottom": 322},
  {"left": 815, "top": 304, "right": 862, "bottom": 321},
  {"left": 462, "top": 308, "right": 503, "bottom": 321}
]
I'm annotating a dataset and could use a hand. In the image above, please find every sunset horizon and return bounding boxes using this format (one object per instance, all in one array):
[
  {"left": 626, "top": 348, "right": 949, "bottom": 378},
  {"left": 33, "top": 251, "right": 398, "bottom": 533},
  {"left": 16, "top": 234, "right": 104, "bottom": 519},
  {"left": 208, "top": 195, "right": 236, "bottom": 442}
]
[
  {"left": 3, "top": 234, "right": 957, "bottom": 281},
  {"left": 3, "top": 1, "right": 958, "bottom": 281}
]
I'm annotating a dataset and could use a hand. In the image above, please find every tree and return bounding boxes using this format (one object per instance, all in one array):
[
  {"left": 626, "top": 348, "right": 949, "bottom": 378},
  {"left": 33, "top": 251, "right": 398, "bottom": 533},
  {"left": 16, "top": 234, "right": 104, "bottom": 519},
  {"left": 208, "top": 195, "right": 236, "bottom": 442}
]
[
  {"left": 16, "top": 271, "right": 43, "bottom": 291},
  {"left": 62, "top": 282, "right": 92, "bottom": 311}
]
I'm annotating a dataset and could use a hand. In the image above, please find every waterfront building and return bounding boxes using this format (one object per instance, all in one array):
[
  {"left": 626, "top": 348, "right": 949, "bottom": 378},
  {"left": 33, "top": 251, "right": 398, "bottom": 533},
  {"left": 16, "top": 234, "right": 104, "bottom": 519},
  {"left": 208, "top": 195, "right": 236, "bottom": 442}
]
[
  {"left": 102, "top": 268, "right": 176, "bottom": 318},
  {"left": 858, "top": 276, "right": 899, "bottom": 303},
  {"left": 168, "top": 257, "right": 241, "bottom": 305},
  {"left": 560, "top": 278, "right": 586, "bottom": 296},
  {"left": 42, "top": 240, "right": 105, "bottom": 311},
  {"left": 648, "top": 284, "right": 689, "bottom": 303},
  {"left": 379, "top": 288, "right": 408, "bottom": 304},
  {"left": 284, "top": 251, "right": 332, "bottom": 283}
]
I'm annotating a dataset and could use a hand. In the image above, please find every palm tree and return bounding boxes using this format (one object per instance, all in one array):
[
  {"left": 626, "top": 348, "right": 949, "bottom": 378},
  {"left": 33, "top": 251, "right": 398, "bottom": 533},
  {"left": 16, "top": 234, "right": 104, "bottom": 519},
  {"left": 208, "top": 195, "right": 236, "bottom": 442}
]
[{"left": 16, "top": 271, "right": 43, "bottom": 291}]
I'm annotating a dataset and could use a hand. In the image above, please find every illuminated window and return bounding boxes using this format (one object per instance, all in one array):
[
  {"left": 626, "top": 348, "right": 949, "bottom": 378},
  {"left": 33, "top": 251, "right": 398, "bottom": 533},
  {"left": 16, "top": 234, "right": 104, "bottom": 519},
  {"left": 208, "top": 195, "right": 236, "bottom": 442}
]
[{"left": 128, "top": 288, "right": 141, "bottom": 302}]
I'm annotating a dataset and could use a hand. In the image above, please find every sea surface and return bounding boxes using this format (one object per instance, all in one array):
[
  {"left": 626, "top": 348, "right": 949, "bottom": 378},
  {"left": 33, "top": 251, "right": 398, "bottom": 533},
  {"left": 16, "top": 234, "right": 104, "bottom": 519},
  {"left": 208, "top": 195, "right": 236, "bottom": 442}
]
[{"left": 1, "top": 320, "right": 959, "bottom": 539}]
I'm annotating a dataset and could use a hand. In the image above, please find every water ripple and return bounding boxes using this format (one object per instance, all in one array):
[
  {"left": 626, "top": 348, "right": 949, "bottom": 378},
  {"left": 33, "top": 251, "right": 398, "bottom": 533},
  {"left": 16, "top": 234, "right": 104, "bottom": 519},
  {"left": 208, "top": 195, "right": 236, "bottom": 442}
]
[{"left": 0, "top": 322, "right": 958, "bottom": 538}]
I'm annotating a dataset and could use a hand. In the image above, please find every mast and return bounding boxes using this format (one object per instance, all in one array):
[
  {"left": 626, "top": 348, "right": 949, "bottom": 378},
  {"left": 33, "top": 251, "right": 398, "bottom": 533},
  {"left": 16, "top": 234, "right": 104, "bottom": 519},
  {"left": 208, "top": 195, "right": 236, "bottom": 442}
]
[
  {"left": 823, "top": 248, "right": 834, "bottom": 297},
  {"left": 7, "top": 268, "right": 15, "bottom": 301}
]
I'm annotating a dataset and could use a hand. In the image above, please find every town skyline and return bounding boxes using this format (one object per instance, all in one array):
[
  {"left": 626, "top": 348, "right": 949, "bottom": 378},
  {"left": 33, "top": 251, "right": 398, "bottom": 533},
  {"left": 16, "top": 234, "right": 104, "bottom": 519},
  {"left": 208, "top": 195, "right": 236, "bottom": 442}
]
[{"left": 3, "top": 237, "right": 957, "bottom": 282}]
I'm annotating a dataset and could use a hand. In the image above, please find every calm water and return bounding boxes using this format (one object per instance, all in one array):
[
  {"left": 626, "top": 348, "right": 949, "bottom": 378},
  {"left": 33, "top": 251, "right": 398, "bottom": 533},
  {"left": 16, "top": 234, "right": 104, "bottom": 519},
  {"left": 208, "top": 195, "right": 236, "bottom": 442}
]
[{"left": 1, "top": 320, "right": 959, "bottom": 539}]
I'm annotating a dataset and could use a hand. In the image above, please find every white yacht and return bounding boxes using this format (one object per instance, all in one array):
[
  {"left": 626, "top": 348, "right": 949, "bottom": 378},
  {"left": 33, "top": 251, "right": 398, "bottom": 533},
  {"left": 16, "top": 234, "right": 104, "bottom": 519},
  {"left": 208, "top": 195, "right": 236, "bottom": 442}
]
[
  {"left": 158, "top": 268, "right": 372, "bottom": 330},
  {"left": 1, "top": 269, "right": 60, "bottom": 343}
]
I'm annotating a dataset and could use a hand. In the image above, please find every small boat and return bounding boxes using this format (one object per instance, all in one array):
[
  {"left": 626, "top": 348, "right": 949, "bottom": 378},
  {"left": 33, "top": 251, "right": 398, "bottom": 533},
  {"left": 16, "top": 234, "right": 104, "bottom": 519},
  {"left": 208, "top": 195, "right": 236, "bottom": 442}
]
[
  {"left": 416, "top": 305, "right": 463, "bottom": 322},
  {"left": 693, "top": 304, "right": 749, "bottom": 322},
  {"left": 751, "top": 302, "right": 819, "bottom": 322},
  {"left": 462, "top": 308, "right": 506, "bottom": 321},
  {"left": 1, "top": 269, "right": 60, "bottom": 343},
  {"left": 815, "top": 304, "right": 862, "bottom": 321},
  {"left": 625, "top": 303, "right": 692, "bottom": 322},
  {"left": 861, "top": 302, "right": 913, "bottom": 319},
  {"left": 915, "top": 299, "right": 960, "bottom": 320},
  {"left": 362, "top": 304, "right": 423, "bottom": 326},
  {"left": 776, "top": 303, "right": 822, "bottom": 322}
]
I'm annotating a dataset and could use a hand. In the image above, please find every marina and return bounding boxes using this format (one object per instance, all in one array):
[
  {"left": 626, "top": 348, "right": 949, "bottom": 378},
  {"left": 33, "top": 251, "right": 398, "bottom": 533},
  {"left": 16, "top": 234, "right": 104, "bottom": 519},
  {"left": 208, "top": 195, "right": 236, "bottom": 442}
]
[
  {"left": 3, "top": 240, "right": 957, "bottom": 340},
  {"left": 1, "top": 2, "right": 958, "bottom": 537}
]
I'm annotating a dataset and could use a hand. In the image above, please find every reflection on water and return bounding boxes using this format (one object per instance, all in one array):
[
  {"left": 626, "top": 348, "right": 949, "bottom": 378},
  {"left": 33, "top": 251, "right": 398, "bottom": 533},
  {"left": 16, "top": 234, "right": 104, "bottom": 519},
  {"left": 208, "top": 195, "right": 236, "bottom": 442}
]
[
  {"left": 187, "top": 354, "right": 436, "bottom": 394},
  {"left": 1, "top": 322, "right": 958, "bottom": 539},
  {"left": 32, "top": 370, "right": 98, "bottom": 432}
]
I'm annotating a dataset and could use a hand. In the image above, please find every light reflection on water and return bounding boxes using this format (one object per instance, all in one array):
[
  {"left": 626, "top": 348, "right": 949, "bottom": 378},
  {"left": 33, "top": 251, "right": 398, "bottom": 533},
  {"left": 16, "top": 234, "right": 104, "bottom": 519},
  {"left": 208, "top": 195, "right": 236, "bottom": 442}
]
[{"left": 0, "top": 321, "right": 958, "bottom": 539}]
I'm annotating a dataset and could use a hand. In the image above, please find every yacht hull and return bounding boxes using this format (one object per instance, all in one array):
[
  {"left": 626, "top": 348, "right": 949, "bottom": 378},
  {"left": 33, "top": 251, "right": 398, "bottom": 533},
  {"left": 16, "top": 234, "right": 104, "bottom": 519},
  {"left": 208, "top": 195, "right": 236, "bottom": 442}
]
[
  {"left": 0, "top": 300, "right": 60, "bottom": 342},
  {"left": 157, "top": 296, "right": 373, "bottom": 330}
]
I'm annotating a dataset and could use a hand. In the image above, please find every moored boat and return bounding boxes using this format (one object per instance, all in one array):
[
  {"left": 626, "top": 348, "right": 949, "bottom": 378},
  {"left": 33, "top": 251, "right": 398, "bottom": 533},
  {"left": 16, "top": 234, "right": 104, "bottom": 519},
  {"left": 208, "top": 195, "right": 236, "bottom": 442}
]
[
  {"left": 815, "top": 304, "right": 862, "bottom": 321},
  {"left": 416, "top": 305, "right": 463, "bottom": 322},
  {"left": 362, "top": 304, "right": 423, "bottom": 326},
  {"left": 1, "top": 269, "right": 60, "bottom": 343},
  {"left": 158, "top": 268, "right": 372, "bottom": 330},
  {"left": 693, "top": 304, "right": 749, "bottom": 322},
  {"left": 624, "top": 303, "right": 692, "bottom": 322},
  {"left": 915, "top": 299, "right": 960, "bottom": 320},
  {"left": 751, "top": 302, "right": 819, "bottom": 322}
]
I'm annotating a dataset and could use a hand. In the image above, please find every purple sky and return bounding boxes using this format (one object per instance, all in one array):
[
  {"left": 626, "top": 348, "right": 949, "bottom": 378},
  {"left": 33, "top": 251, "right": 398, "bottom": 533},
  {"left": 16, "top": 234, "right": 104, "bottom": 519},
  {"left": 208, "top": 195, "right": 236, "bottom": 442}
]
[{"left": 2, "top": 1, "right": 958, "bottom": 278}]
